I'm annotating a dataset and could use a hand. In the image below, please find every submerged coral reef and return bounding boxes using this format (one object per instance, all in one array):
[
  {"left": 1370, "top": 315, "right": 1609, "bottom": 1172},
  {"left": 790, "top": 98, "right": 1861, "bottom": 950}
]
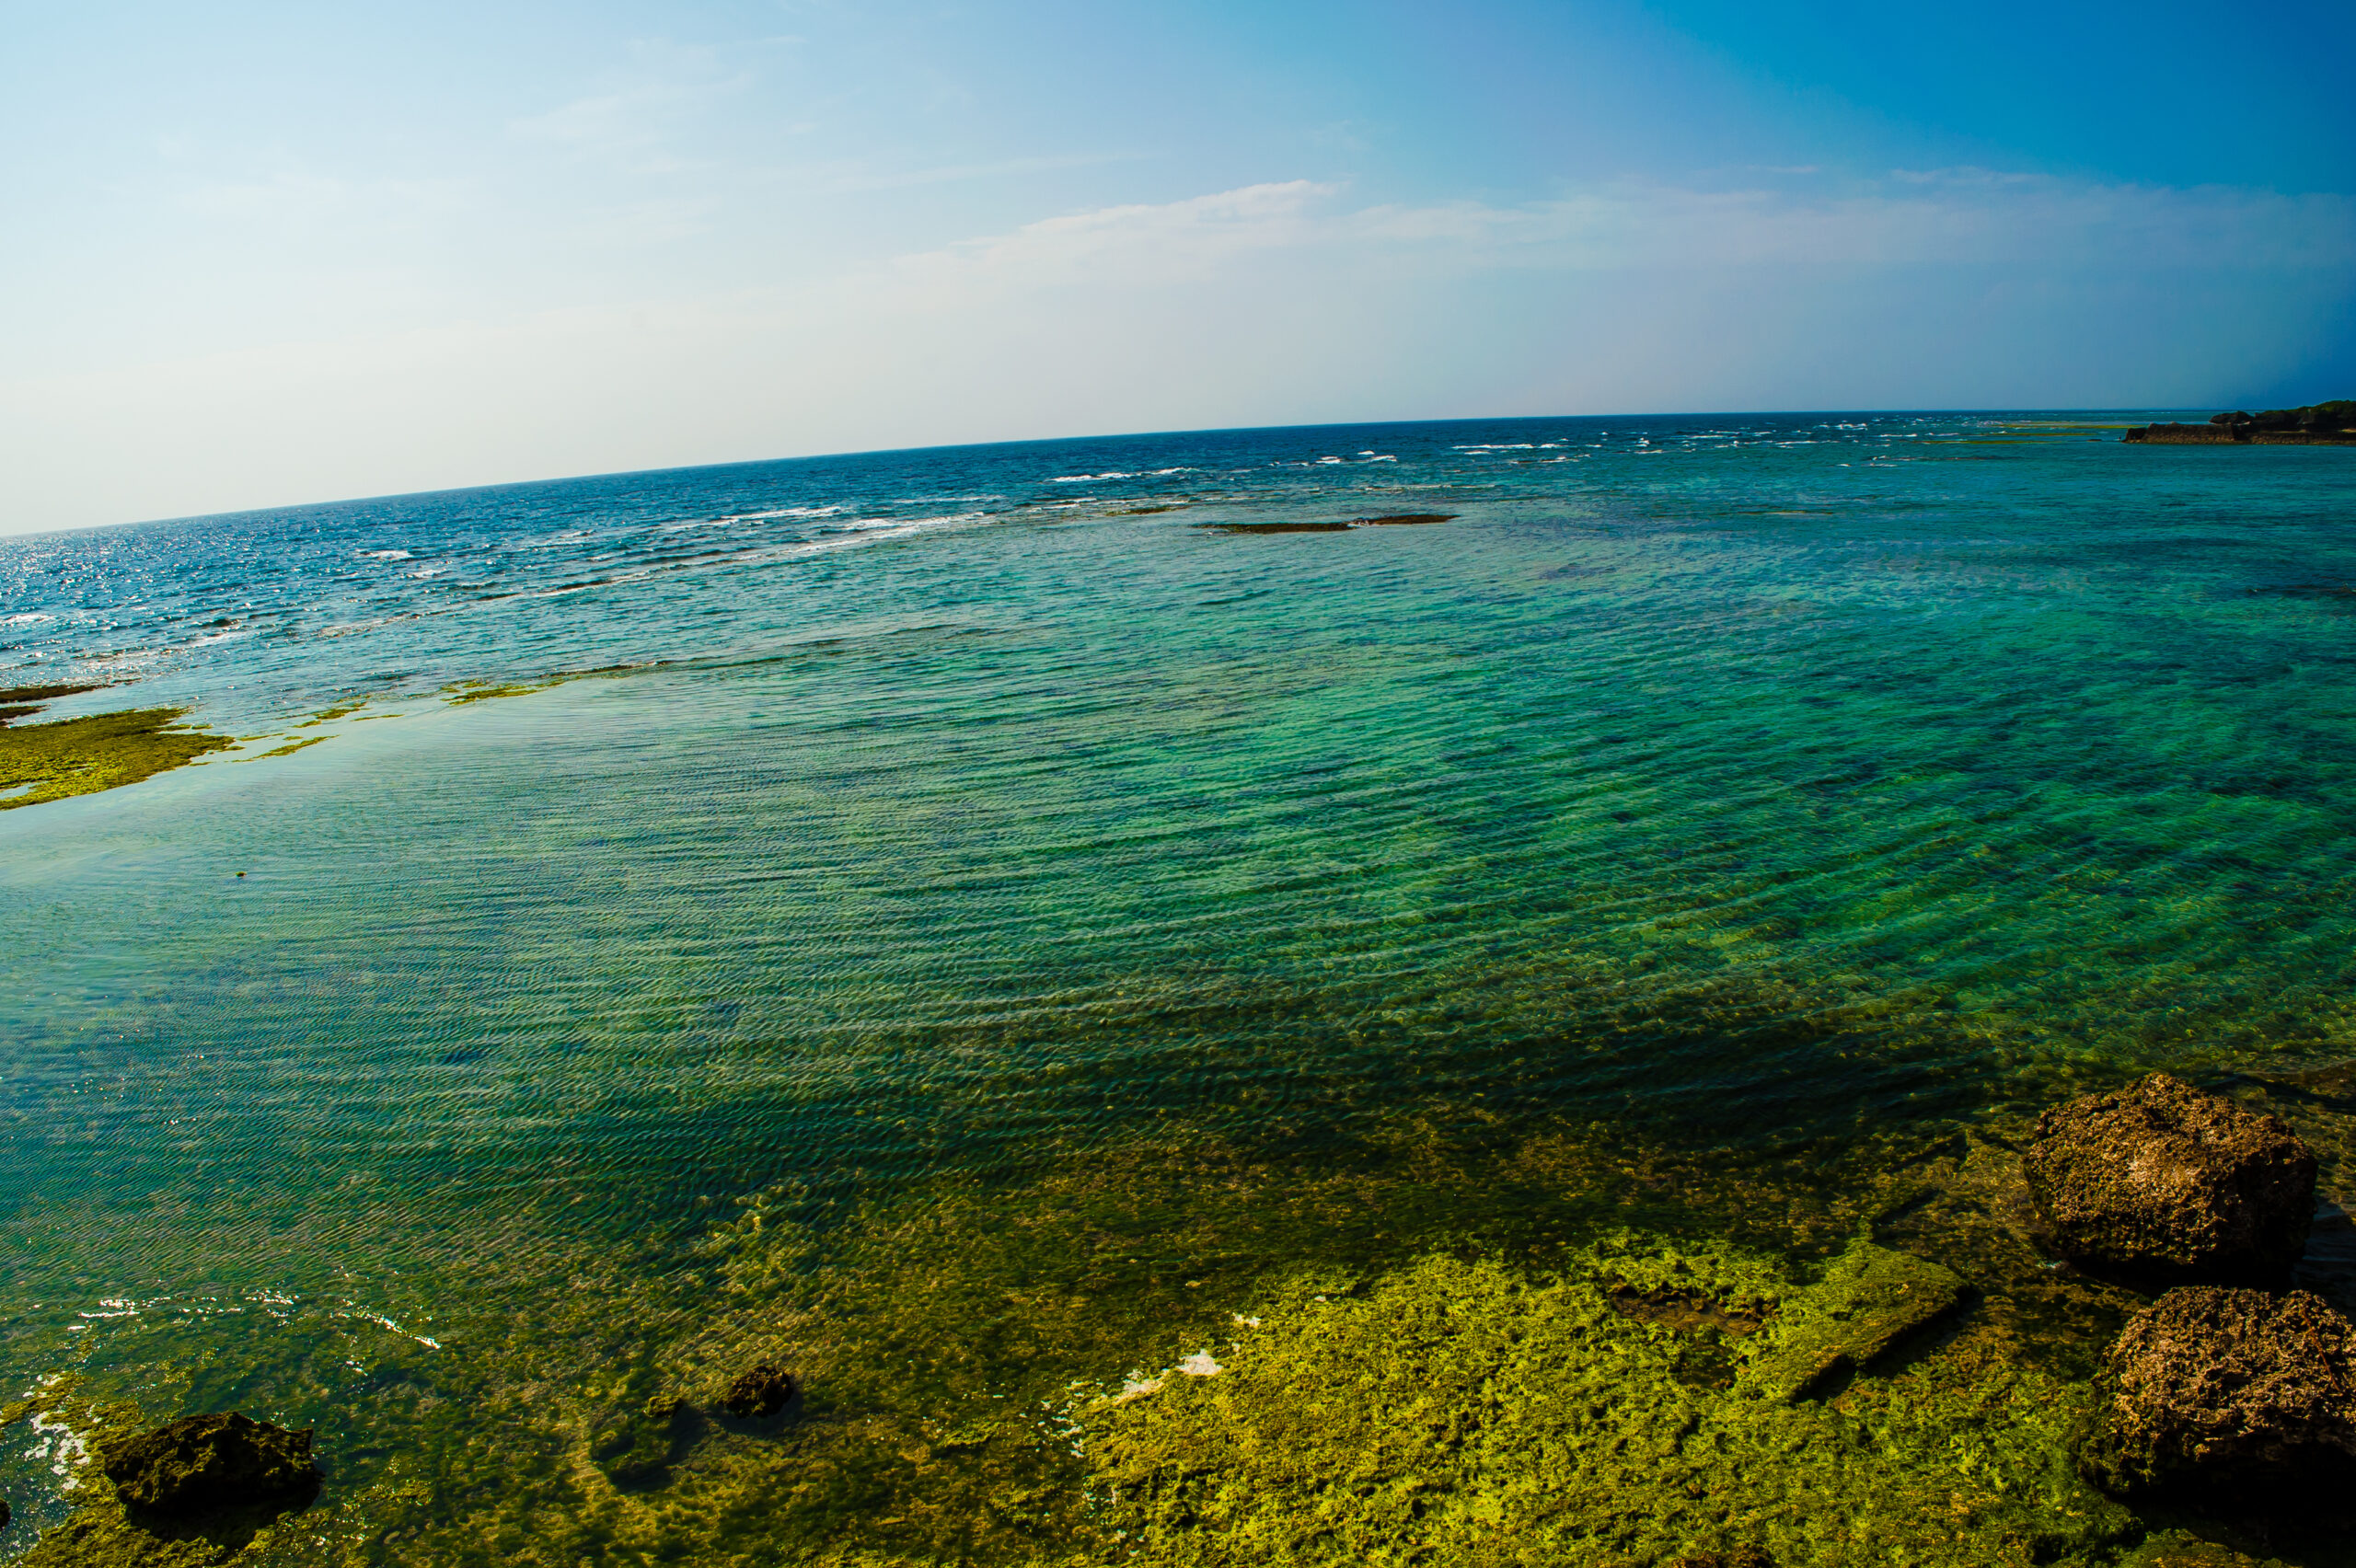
[
  {"left": 1085, "top": 1241, "right": 2119, "bottom": 1566},
  {"left": 8, "top": 1090, "right": 2348, "bottom": 1568}
]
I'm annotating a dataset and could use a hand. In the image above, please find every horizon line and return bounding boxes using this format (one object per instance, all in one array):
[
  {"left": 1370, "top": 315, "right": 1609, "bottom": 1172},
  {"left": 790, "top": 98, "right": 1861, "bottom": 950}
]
[{"left": 0, "top": 404, "right": 2248, "bottom": 542}]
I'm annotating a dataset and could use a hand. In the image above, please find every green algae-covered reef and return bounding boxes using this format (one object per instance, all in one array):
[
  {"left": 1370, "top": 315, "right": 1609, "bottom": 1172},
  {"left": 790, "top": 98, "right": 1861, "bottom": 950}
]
[
  {"left": 8, "top": 1089, "right": 2351, "bottom": 1568},
  {"left": 0, "top": 684, "right": 231, "bottom": 810},
  {"left": 1086, "top": 1237, "right": 2120, "bottom": 1566},
  {"left": 101, "top": 1414, "right": 319, "bottom": 1516},
  {"left": 3, "top": 1396, "right": 321, "bottom": 1568}
]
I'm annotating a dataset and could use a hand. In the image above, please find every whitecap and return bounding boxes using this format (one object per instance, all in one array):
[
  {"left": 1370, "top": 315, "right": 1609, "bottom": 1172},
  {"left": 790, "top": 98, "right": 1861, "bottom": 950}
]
[
  {"left": 712, "top": 505, "right": 844, "bottom": 524},
  {"left": 359, "top": 549, "right": 413, "bottom": 560}
]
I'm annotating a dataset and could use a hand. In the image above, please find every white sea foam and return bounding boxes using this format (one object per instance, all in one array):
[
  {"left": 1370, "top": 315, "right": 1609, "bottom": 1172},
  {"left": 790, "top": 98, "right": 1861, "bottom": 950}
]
[
  {"left": 712, "top": 506, "right": 845, "bottom": 524},
  {"left": 1453, "top": 444, "right": 1538, "bottom": 451},
  {"left": 360, "top": 549, "right": 413, "bottom": 560},
  {"left": 339, "top": 1307, "right": 442, "bottom": 1350},
  {"left": 29, "top": 1407, "right": 89, "bottom": 1483},
  {"left": 3, "top": 613, "right": 53, "bottom": 625}
]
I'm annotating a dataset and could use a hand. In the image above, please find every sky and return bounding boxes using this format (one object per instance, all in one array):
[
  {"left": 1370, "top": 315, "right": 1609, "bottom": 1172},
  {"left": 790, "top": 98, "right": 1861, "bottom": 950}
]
[{"left": 3, "top": 0, "right": 2352, "bottom": 533}]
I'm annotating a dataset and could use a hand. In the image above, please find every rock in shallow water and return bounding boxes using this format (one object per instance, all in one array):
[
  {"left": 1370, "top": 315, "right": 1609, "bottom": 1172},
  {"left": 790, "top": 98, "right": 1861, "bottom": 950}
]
[
  {"left": 2076, "top": 1286, "right": 2356, "bottom": 1501},
  {"left": 2026, "top": 1073, "right": 2315, "bottom": 1286},
  {"left": 1741, "top": 1241, "right": 1964, "bottom": 1401},
  {"left": 99, "top": 1412, "right": 319, "bottom": 1516},
  {"left": 718, "top": 1363, "right": 795, "bottom": 1419}
]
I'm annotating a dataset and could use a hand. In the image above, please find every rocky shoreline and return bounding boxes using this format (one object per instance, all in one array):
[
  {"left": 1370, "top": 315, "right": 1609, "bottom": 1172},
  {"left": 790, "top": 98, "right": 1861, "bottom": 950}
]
[
  {"left": 2126, "top": 403, "right": 2356, "bottom": 444},
  {"left": 12, "top": 1073, "right": 2352, "bottom": 1566}
]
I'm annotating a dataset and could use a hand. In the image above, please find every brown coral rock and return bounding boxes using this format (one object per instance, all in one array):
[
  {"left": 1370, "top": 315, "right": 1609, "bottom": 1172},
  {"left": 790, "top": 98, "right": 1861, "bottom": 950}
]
[
  {"left": 2026, "top": 1073, "right": 2315, "bottom": 1285},
  {"left": 2076, "top": 1286, "right": 2356, "bottom": 1501},
  {"left": 99, "top": 1412, "right": 319, "bottom": 1516},
  {"left": 718, "top": 1363, "right": 795, "bottom": 1419}
]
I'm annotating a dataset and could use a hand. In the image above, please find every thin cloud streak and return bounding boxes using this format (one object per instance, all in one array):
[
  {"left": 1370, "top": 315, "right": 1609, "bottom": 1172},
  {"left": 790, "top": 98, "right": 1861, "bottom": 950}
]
[{"left": 4, "top": 170, "right": 2350, "bottom": 532}]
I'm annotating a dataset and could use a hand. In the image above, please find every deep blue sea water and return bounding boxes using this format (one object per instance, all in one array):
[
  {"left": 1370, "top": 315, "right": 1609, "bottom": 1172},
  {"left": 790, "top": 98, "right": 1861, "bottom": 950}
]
[{"left": 4, "top": 412, "right": 2354, "bottom": 1562}]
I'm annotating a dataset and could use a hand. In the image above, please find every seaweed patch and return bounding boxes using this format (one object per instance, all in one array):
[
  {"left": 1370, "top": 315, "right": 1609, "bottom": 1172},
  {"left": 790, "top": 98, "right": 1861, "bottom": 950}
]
[
  {"left": 0, "top": 708, "right": 232, "bottom": 811},
  {"left": 1082, "top": 1241, "right": 2123, "bottom": 1566},
  {"left": 237, "top": 736, "right": 330, "bottom": 764}
]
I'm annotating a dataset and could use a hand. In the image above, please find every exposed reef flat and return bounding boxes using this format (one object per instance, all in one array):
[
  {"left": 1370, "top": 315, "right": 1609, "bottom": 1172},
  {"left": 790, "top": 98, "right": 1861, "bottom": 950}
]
[
  {"left": 0, "top": 663, "right": 646, "bottom": 813},
  {"left": 0, "top": 681, "right": 108, "bottom": 726},
  {"left": 0, "top": 701, "right": 231, "bottom": 811},
  {"left": 2127, "top": 403, "right": 2356, "bottom": 445},
  {"left": 1197, "top": 513, "right": 1461, "bottom": 535}
]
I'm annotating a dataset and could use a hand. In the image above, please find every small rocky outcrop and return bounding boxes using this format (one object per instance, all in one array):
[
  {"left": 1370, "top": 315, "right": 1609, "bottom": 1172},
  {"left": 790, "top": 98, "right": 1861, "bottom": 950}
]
[
  {"left": 2123, "top": 421, "right": 2243, "bottom": 444},
  {"left": 99, "top": 1412, "right": 319, "bottom": 1516},
  {"left": 2025, "top": 1073, "right": 2315, "bottom": 1286},
  {"left": 718, "top": 1363, "right": 795, "bottom": 1419},
  {"left": 2126, "top": 401, "right": 2356, "bottom": 444},
  {"left": 2076, "top": 1286, "right": 2356, "bottom": 1501},
  {"left": 1742, "top": 1242, "right": 1964, "bottom": 1401}
]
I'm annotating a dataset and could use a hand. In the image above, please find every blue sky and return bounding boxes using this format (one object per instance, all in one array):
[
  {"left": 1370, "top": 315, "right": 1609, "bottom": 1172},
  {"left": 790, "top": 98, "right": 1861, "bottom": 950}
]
[{"left": 3, "top": 0, "right": 2351, "bottom": 530}]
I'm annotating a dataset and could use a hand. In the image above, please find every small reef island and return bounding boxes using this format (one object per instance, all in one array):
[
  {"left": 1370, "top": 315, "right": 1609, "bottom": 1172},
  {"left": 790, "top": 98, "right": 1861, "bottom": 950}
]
[{"left": 2125, "top": 402, "right": 2356, "bottom": 444}]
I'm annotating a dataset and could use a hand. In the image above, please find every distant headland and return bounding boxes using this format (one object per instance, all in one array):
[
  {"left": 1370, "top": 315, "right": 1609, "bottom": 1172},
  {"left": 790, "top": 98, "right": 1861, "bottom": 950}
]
[{"left": 2125, "top": 400, "right": 2356, "bottom": 444}]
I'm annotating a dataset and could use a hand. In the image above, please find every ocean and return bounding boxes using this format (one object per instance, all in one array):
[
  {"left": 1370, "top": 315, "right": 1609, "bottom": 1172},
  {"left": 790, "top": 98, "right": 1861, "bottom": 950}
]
[{"left": 3, "top": 413, "right": 2352, "bottom": 1565}]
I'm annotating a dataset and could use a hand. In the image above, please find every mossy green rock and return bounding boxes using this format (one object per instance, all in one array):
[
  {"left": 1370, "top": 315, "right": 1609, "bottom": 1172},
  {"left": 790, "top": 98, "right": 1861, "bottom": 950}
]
[
  {"left": 1085, "top": 1241, "right": 2128, "bottom": 1566},
  {"left": 1741, "top": 1242, "right": 1966, "bottom": 1402},
  {"left": 101, "top": 1413, "right": 318, "bottom": 1516}
]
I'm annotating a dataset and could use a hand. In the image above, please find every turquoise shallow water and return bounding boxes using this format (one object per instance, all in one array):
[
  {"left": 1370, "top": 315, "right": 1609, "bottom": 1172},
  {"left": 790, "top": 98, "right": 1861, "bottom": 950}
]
[{"left": 3, "top": 413, "right": 2354, "bottom": 1561}]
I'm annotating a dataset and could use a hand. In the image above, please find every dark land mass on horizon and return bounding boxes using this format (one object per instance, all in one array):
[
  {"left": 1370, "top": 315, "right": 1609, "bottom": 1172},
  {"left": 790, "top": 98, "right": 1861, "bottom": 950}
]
[{"left": 2127, "top": 400, "right": 2356, "bottom": 444}]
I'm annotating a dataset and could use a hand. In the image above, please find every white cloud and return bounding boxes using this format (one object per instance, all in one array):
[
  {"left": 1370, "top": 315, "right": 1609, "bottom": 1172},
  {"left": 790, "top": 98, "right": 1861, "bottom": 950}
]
[
  {"left": 3, "top": 169, "right": 2350, "bottom": 533},
  {"left": 890, "top": 180, "right": 1341, "bottom": 289}
]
